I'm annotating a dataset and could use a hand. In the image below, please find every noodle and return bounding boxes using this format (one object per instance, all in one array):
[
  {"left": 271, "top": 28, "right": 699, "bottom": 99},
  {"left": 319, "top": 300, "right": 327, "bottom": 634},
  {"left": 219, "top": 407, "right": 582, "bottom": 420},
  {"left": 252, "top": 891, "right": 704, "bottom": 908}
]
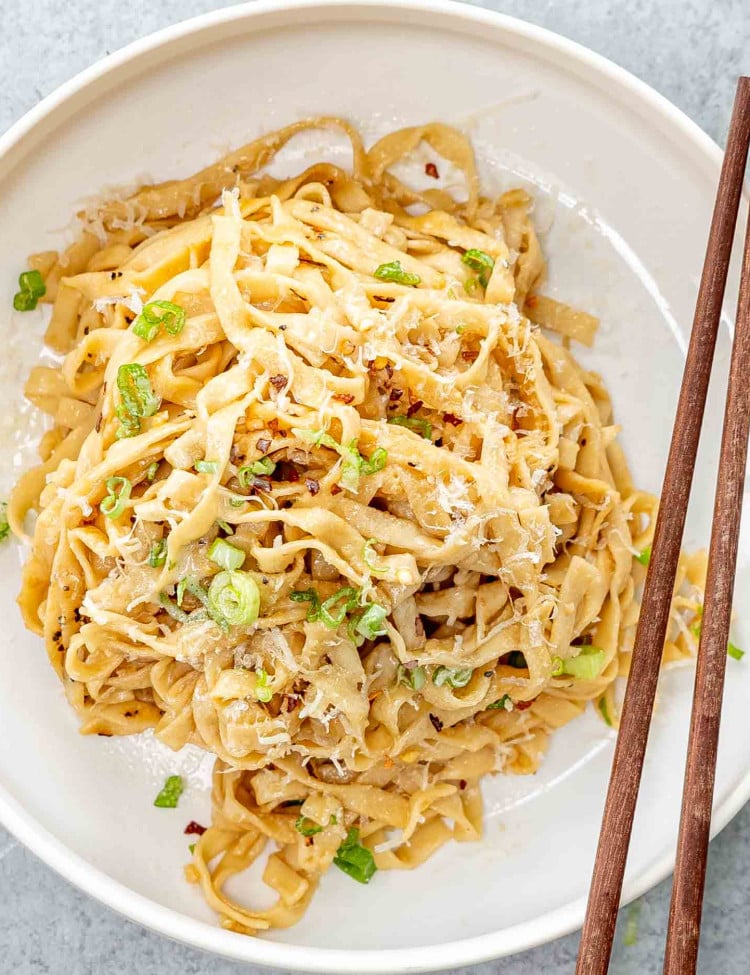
[{"left": 11, "top": 119, "right": 705, "bottom": 934}]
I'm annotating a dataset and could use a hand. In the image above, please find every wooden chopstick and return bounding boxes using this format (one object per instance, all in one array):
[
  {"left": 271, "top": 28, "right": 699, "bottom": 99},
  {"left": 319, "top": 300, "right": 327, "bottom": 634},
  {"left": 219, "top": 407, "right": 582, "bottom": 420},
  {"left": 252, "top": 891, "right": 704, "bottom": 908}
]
[
  {"left": 576, "top": 76, "right": 750, "bottom": 975},
  {"left": 663, "top": 113, "right": 750, "bottom": 974}
]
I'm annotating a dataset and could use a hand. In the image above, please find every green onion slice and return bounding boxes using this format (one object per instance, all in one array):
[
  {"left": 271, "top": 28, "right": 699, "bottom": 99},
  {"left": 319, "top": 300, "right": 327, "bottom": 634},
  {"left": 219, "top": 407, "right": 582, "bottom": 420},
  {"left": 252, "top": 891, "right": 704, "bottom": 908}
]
[
  {"left": 559, "top": 646, "right": 607, "bottom": 680},
  {"left": 432, "top": 665, "right": 473, "bottom": 688},
  {"left": 290, "top": 588, "right": 322, "bottom": 621},
  {"left": 195, "top": 460, "right": 219, "bottom": 474},
  {"left": 208, "top": 537, "right": 245, "bottom": 571},
  {"left": 116, "top": 363, "right": 160, "bottom": 438},
  {"left": 333, "top": 828, "right": 377, "bottom": 884},
  {"left": 149, "top": 539, "right": 167, "bottom": 567},
  {"left": 360, "top": 447, "right": 387, "bottom": 475},
  {"left": 132, "top": 300, "right": 186, "bottom": 342},
  {"left": 353, "top": 603, "right": 388, "bottom": 641},
  {"left": 363, "top": 538, "right": 386, "bottom": 575},
  {"left": 635, "top": 545, "right": 651, "bottom": 566},
  {"left": 373, "top": 260, "right": 420, "bottom": 287},
  {"left": 238, "top": 457, "right": 276, "bottom": 486},
  {"left": 0, "top": 502, "right": 10, "bottom": 543},
  {"left": 387, "top": 414, "right": 432, "bottom": 439},
  {"left": 13, "top": 269, "right": 46, "bottom": 311},
  {"left": 295, "top": 815, "right": 323, "bottom": 837},
  {"left": 145, "top": 461, "right": 159, "bottom": 481},
  {"left": 207, "top": 570, "right": 260, "bottom": 628},
  {"left": 728, "top": 641, "right": 745, "bottom": 661},
  {"left": 100, "top": 476, "right": 132, "bottom": 518},
  {"left": 153, "top": 774, "right": 183, "bottom": 808},
  {"left": 461, "top": 249, "right": 495, "bottom": 288},
  {"left": 396, "top": 663, "right": 426, "bottom": 691},
  {"left": 319, "top": 587, "right": 360, "bottom": 628},
  {"left": 255, "top": 667, "right": 273, "bottom": 703},
  {"left": 486, "top": 695, "right": 512, "bottom": 711}
]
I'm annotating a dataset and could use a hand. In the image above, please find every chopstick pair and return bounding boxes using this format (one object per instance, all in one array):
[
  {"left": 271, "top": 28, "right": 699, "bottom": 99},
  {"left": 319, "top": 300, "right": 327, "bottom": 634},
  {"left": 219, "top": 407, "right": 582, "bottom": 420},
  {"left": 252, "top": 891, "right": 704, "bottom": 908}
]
[{"left": 576, "top": 76, "right": 750, "bottom": 975}]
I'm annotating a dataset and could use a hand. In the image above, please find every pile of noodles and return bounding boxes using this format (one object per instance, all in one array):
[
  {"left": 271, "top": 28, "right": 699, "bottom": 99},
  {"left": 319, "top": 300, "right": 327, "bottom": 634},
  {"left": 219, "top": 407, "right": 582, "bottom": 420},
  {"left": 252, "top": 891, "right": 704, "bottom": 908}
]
[{"left": 9, "top": 119, "right": 706, "bottom": 934}]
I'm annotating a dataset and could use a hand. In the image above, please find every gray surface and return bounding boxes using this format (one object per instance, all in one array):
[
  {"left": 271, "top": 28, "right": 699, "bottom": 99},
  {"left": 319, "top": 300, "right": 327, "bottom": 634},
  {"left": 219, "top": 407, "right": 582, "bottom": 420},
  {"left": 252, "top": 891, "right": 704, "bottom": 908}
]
[{"left": 1, "top": 1, "right": 749, "bottom": 972}]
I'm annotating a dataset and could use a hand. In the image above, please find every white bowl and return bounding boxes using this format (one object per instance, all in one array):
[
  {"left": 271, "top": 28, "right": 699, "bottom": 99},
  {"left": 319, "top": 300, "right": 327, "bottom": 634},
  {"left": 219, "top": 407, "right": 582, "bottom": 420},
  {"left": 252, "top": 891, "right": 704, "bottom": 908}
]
[{"left": 0, "top": 2, "right": 747, "bottom": 972}]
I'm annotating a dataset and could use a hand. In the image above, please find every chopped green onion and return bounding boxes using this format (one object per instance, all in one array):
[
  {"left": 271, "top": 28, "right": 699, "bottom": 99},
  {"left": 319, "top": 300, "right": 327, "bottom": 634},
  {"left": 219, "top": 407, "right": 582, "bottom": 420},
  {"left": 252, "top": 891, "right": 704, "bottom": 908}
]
[
  {"left": 360, "top": 447, "right": 388, "bottom": 475},
  {"left": 373, "top": 260, "right": 420, "bottom": 287},
  {"left": 0, "top": 502, "right": 10, "bottom": 543},
  {"left": 255, "top": 667, "right": 273, "bottom": 703},
  {"left": 320, "top": 587, "right": 360, "bottom": 628},
  {"left": 340, "top": 440, "right": 364, "bottom": 493},
  {"left": 486, "top": 695, "right": 512, "bottom": 711},
  {"left": 229, "top": 496, "right": 247, "bottom": 508},
  {"left": 149, "top": 539, "right": 167, "bottom": 567},
  {"left": 238, "top": 457, "right": 276, "bottom": 486},
  {"left": 13, "top": 269, "right": 46, "bottom": 311},
  {"left": 100, "top": 476, "right": 132, "bottom": 519},
  {"left": 132, "top": 300, "right": 186, "bottom": 341},
  {"left": 159, "top": 591, "right": 192, "bottom": 624},
  {"left": 216, "top": 518, "right": 233, "bottom": 535},
  {"left": 177, "top": 575, "right": 229, "bottom": 631},
  {"left": 728, "top": 641, "right": 745, "bottom": 661},
  {"left": 295, "top": 815, "right": 323, "bottom": 837},
  {"left": 635, "top": 546, "right": 651, "bottom": 566},
  {"left": 290, "top": 588, "right": 322, "bottom": 621},
  {"left": 188, "top": 843, "right": 197, "bottom": 854},
  {"left": 388, "top": 415, "right": 432, "bottom": 439},
  {"left": 352, "top": 603, "right": 388, "bottom": 641},
  {"left": 153, "top": 774, "right": 183, "bottom": 808},
  {"left": 396, "top": 663, "right": 426, "bottom": 691},
  {"left": 116, "top": 363, "right": 160, "bottom": 439},
  {"left": 207, "top": 570, "right": 260, "bottom": 628},
  {"left": 623, "top": 900, "right": 641, "bottom": 947},
  {"left": 195, "top": 460, "right": 219, "bottom": 474},
  {"left": 598, "top": 697, "right": 613, "bottom": 727},
  {"left": 551, "top": 656, "right": 564, "bottom": 677},
  {"left": 432, "top": 665, "right": 473, "bottom": 689},
  {"left": 208, "top": 537, "right": 245, "bottom": 571},
  {"left": 560, "top": 646, "right": 607, "bottom": 680},
  {"left": 333, "top": 828, "right": 377, "bottom": 884},
  {"left": 294, "top": 428, "right": 339, "bottom": 450},
  {"left": 363, "top": 538, "right": 386, "bottom": 575},
  {"left": 145, "top": 461, "right": 159, "bottom": 481},
  {"left": 461, "top": 249, "right": 495, "bottom": 288}
]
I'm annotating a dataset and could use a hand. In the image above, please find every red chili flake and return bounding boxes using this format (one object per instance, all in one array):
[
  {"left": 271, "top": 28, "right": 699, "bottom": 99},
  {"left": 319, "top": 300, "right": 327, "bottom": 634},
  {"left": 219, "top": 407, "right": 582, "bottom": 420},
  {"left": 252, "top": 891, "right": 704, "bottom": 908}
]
[
  {"left": 256, "top": 437, "right": 271, "bottom": 454},
  {"left": 384, "top": 363, "right": 394, "bottom": 381},
  {"left": 516, "top": 699, "right": 535, "bottom": 711},
  {"left": 459, "top": 779, "right": 467, "bottom": 790},
  {"left": 425, "top": 162, "right": 440, "bottom": 179},
  {"left": 461, "top": 349, "right": 479, "bottom": 362},
  {"left": 305, "top": 477, "right": 320, "bottom": 496},
  {"left": 269, "top": 374, "right": 288, "bottom": 390},
  {"left": 407, "top": 399, "right": 423, "bottom": 418},
  {"left": 429, "top": 713, "right": 444, "bottom": 733},
  {"left": 268, "top": 418, "right": 287, "bottom": 437},
  {"left": 333, "top": 393, "right": 355, "bottom": 404},
  {"left": 275, "top": 461, "right": 300, "bottom": 483},
  {"left": 525, "top": 294, "right": 538, "bottom": 309},
  {"left": 184, "top": 821, "right": 207, "bottom": 836},
  {"left": 443, "top": 413, "right": 462, "bottom": 426},
  {"left": 389, "top": 388, "right": 404, "bottom": 401},
  {"left": 330, "top": 484, "right": 342, "bottom": 495}
]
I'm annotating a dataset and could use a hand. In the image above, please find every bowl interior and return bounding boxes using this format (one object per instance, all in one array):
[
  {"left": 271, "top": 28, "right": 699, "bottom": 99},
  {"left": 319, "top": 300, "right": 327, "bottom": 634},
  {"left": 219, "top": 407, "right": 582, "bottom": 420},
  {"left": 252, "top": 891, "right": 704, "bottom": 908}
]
[{"left": 0, "top": 2, "right": 747, "bottom": 970}]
